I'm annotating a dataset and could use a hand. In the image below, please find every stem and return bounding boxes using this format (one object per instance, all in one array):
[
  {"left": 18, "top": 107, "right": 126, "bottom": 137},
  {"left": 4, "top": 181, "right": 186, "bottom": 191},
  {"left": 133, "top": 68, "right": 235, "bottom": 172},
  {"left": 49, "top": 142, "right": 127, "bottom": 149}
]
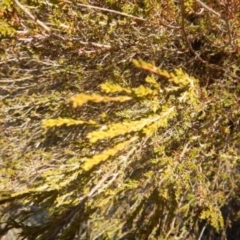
[{"left": 14, "top": 0, "right": 51, "bottom": 33}]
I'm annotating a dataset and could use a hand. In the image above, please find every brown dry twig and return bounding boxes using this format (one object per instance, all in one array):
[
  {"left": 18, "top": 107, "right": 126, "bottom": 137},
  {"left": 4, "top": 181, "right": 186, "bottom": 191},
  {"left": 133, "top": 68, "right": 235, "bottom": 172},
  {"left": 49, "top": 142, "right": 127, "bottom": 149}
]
[
  {"left": 76, "top": 3, "right": 146, "bottom": 22},
  {"left": 196, "top": 0, "right": 221, "bottom": 17},
  {"left": 14, "top": 0, "right": 51, "bottom": 32}
]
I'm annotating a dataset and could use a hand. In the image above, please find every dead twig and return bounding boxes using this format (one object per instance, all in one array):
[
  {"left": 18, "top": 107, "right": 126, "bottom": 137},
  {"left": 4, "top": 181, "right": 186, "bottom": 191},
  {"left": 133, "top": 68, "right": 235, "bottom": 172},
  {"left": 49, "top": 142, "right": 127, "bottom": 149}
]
[
  {"left": 79, "top": 41, "right": 111, "bottom": 49},
  {"left": 77, "top": 3, "right": 146, "bottom": 22},
  {"left": 196, "top": 0, "right": 221, "bottom": 18},
  {"left": 14, "top": 0, "right": 51, "bottom": 33}
]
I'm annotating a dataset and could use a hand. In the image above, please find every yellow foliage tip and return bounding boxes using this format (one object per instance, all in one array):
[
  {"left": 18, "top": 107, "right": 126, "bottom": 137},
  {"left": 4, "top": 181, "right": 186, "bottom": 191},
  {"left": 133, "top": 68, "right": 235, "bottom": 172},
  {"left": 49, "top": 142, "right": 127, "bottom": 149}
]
[
  {"left": 133, "top": 59, "right": 199, "bottom": 87},
  {"left": 68, "top": 93, "right": 132, "bottom": 107},
  {"left": 82, "top": 136, "right": 138, "bottom": 171},
  {"left": 42, "top": 118, "right": 97, "bottom": 128},
  {"left": 87, "top": 114, "right": 169, "bottom": 143},
  {"left": 101, "top": 82, "right": 131, "bottom": 94},
  {"left": 101, "top": 82, "right": 157, "bottom": 98},
  {"left": 132, "top": 59, "right": 171, "bottom": 78},
  {"left": 145, "top": 75, "right": 160, "bottom": 89}
]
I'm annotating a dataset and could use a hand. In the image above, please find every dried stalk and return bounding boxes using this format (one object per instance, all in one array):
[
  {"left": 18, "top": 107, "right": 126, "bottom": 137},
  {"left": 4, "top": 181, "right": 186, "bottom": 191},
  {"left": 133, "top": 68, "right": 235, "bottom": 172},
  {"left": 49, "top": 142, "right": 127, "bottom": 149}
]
[
  {"left": 14, "top": 0, "right": 51, "bottom": 32},
  {"left": 196, "top": 0, "right": 221, "bottom": 17},
  {"left": 77, "top": 3, "right": 146, "bottom": 21}
]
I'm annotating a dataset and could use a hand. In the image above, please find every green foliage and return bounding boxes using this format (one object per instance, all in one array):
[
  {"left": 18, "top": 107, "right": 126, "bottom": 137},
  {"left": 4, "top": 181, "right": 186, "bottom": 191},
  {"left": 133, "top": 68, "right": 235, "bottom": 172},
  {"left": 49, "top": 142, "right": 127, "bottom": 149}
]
[
  {"left": 0, "top": 21, "right": 16, "bottom": 37},
  {"left": 1, "top": 0, "right": 240, "bottom": 239},
  {"left": 0, "top": 0, "right": 13, "bottom": 10},
  {"left": 42, "top": 117, "right": 98, "bottom": 128}
]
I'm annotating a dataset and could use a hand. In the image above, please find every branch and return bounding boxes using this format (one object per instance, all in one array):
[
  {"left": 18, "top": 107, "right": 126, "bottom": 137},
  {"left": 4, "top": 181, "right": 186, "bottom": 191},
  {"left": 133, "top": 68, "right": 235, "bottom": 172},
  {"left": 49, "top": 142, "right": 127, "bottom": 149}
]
[
  {"left": 77, "top": 3, "right": 146, "bottom": 22},
  {"left": 14, "top": 0, "right": 51, "bottom": 33},
  {"left": 46, "top": 143, "right": 138, "bottom": 240},
  {"left": 196, "top": 0, "right": 221, "bottom": 18},
  {"left": 79, "top": 41, "right": 111, "bottom": 49}
]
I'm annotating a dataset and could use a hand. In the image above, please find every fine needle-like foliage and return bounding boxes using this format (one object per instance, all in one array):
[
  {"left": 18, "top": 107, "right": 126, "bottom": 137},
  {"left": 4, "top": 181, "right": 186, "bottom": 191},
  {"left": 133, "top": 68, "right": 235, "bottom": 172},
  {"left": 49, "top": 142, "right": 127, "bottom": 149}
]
[
  {"left": 1, "top": 59, "right": 238, "bottom": 239},
  {"left": 0, "top": 0, "right": 240, "bottom": 239}
]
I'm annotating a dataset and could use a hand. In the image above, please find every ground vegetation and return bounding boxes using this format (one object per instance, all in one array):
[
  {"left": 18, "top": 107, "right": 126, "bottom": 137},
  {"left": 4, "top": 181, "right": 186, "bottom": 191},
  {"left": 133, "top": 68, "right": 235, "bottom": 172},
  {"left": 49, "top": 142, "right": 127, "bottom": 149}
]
[{"left": 0, "top": 0, "right": 240, "bottom": 239}]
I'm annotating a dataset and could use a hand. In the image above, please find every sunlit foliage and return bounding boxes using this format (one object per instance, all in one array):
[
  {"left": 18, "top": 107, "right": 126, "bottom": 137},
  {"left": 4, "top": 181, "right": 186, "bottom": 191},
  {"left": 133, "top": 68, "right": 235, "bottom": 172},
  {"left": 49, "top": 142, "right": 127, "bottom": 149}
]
[{"left": 0, "top": 0, "right": 240, "bottom": 239}]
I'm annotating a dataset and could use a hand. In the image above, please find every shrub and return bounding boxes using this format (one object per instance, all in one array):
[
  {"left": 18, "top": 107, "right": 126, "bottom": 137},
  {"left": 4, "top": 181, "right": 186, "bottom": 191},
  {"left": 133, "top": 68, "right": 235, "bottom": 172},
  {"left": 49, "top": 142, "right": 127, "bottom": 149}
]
[{"left": 1, "top": 0, "right": 240, "bottom": 239}]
